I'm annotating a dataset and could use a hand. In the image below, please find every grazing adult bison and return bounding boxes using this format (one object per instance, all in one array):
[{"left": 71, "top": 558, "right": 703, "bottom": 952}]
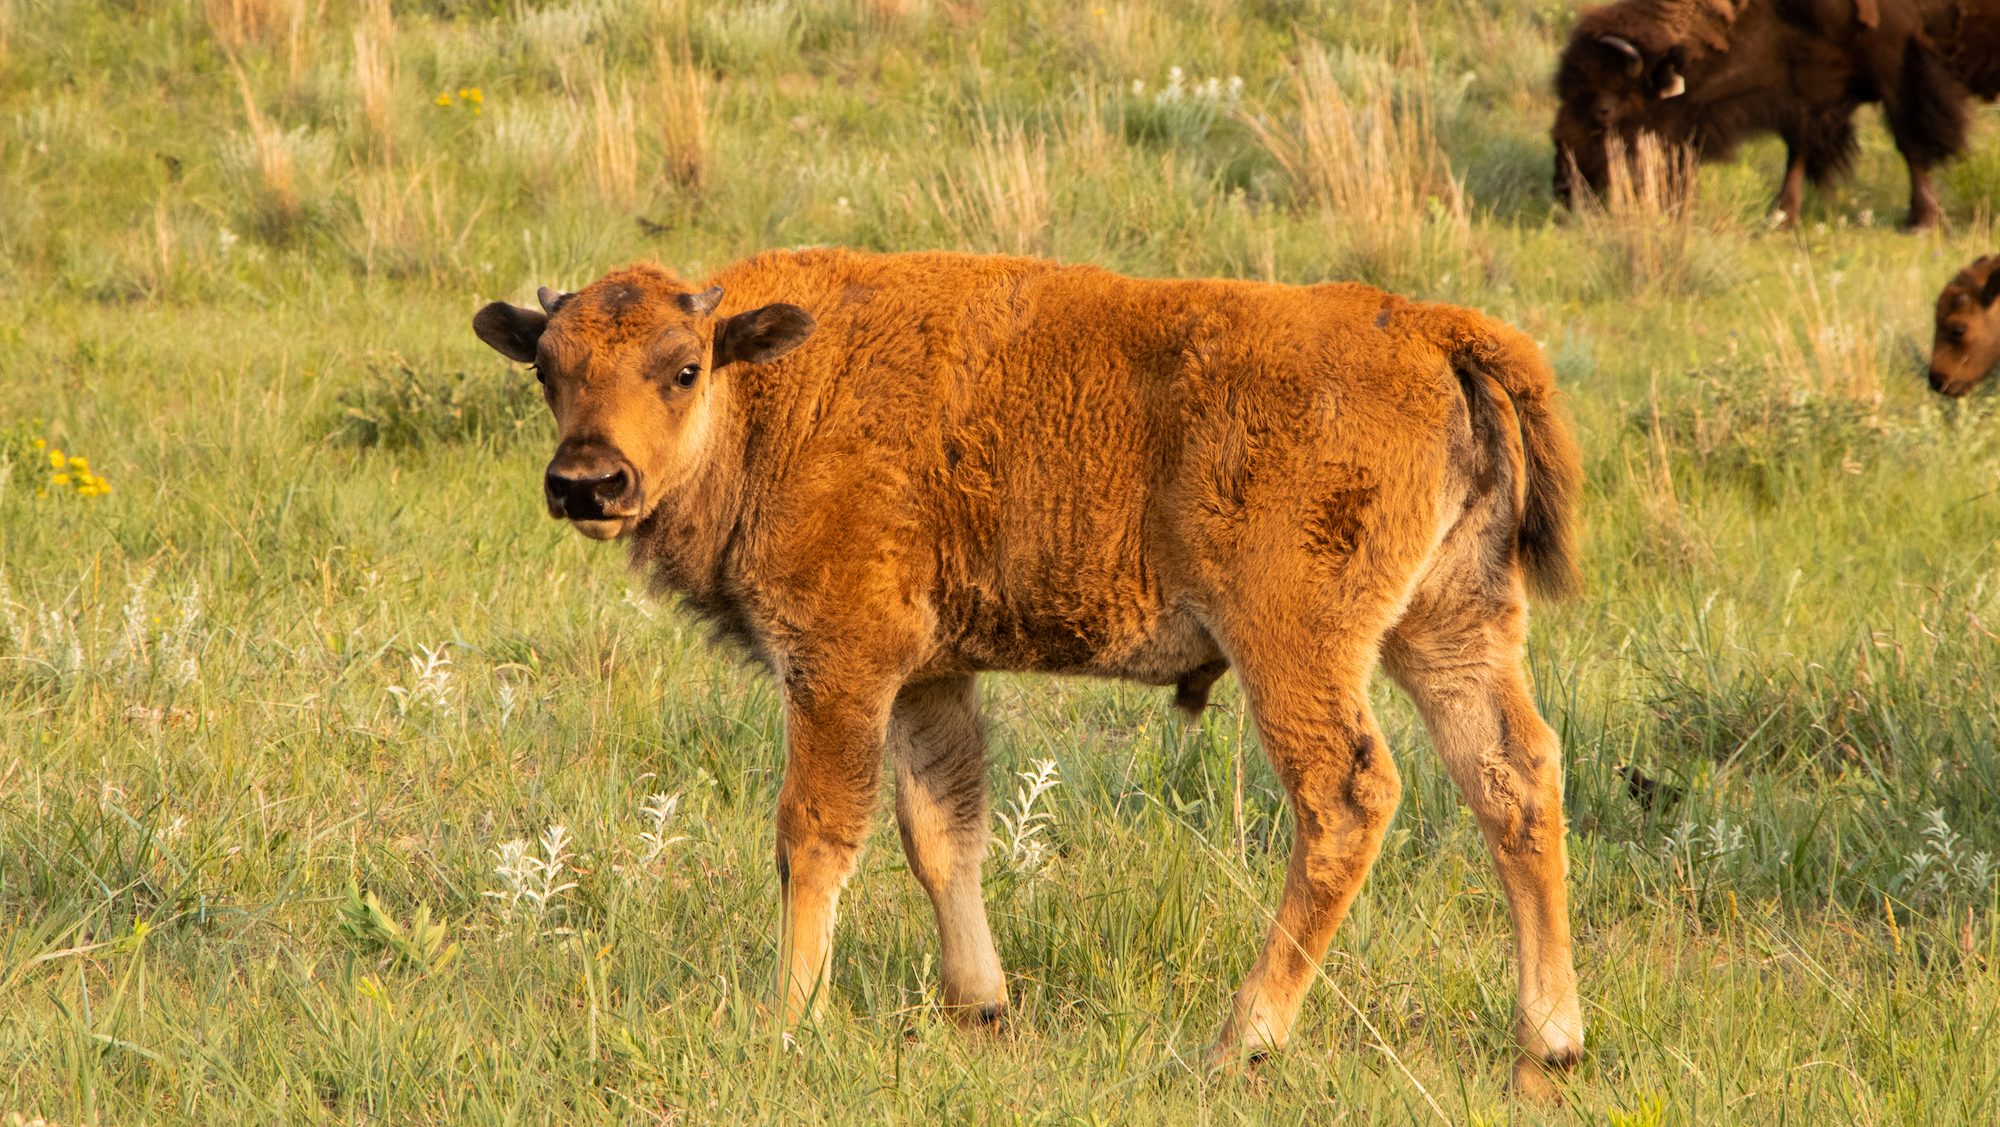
[
  {"left": 1928, "top": 254, "right": 2000, "bottom": 395},
  {"left": 1553, "top": 0, "right": 2000, "bottom": 229},
  {"left": 471, "top": 249, "right": 1586, "bottom": 1093}
]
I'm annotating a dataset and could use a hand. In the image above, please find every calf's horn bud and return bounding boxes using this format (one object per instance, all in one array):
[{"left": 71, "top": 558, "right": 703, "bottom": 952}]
[
  {"left": 1658, "top": 68, "right": 1686, "bottom": 98},
  {"left": 678, "top": 286, "right": 724, "bottom": 316},
  {"left": 537, "top": 286, "right": 572, "bottom": 313}
]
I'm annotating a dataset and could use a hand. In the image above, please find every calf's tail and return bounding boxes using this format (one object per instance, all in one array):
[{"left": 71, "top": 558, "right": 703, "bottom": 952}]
[{"left": 1443, "top": 320, "right": 1585, "bottom": 601}]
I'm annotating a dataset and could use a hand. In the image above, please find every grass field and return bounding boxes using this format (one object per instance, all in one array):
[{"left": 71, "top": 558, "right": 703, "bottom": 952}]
[{"left": 4, "top": 1, "right": 2000, "bottom": 1122}]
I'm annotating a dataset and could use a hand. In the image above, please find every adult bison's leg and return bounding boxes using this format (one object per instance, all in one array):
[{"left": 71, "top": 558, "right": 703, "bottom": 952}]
[
  {"left": 1384, "top": 590, "right": 1583, "bottom": 1100},
  {"left": 774, "top": 675, "right": 898, "bottom": 1026},
  {"left": 1773, "top": 138, "right": 1808, "bottom": 228},
  {"left": 889, "top": 675, "right": 1007, "bottom": 1023},
  {"left": 1207, "top": 643, "right": 1401, "bottom": 1063},
  {"left": 1903, "top": 162, "right": 1942, "bottom": 231}
]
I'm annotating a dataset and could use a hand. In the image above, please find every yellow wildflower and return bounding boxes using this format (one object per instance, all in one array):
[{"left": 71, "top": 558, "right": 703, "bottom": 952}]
[
  {"left": 435, "top": 91, "right": 453, "bottom": 107},
  {"left": 31, "top": 437, "right": 45, "bottom": 449},
  {"left": 70, "top": 455, "right": 88, "bottom": 471},
  {"left": 52, "top": 473, "right": 70, "bottom": 486},
  {"left": 48, "top": 449, "right": 65, "bottom": 468}
]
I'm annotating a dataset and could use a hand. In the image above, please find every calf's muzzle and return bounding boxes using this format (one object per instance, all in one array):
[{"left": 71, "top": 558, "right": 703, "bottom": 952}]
[{"left": 545, "top": 443, "right": 638, "bottom": 524}]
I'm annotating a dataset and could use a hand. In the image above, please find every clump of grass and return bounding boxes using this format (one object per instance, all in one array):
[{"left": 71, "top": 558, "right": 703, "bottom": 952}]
[
  {"left": 1570, "top": 132, "right": 1729, "bottom": 296},
  {"left": 588, "top": 73, "right": 642, "bottom": 211},
  {"left": 202, "top": 0, "right": 289, "bottom": 56},
  {"left": 328, "top": 356, "right": 540, "bottom": 450},
  {"left": 351, "top": 0, "right": 397, "bottom": 160},
  {"left": 338, "top": 165, "right": 481, "bottom": 284},
  {"left": 652, "top": 35, "right": 712, "bottom": 195},
  {"left": 694, "top": 0, "right": 799, "bottom": 69},
  {"left": 224, "top": 61, "right": 326, "bottom": 243},
  {"left": 1241, "top": 44, "right": 1469, "bottom": 288},
  {"left": 1761, "top": 264, "right": 1888, "bottom": 404},
  {"left": 1123, "top": 65, "right": 1245, "bottom": 147},
  {"left": 930, "top": 118, "right": 1051, "bottom": 256}
]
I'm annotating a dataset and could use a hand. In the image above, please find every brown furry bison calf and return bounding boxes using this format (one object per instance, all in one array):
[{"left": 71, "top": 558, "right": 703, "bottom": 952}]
[
  {"left": 472, "top": 248, "right": 1586, "bottom": 1093},
  {"left": 1930, "top": 254, "right": 2000, "bottom": 395}
]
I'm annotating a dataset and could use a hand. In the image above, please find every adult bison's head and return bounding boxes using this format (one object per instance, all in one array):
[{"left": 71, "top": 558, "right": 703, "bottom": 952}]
[
  {"left": 472, "top": 266, "right": 815, "bottom": 540},
  {"left": 1928, "top": 257, "right": 2000, "bottom": 398},
  {"left": 1551, "top": 27, "right": 1687, "bottom": 206}
]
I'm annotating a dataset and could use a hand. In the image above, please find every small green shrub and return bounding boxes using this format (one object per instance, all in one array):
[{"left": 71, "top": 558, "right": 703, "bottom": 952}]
[{"left": 328, "top": 358, "right": 541, "bottom": 451}]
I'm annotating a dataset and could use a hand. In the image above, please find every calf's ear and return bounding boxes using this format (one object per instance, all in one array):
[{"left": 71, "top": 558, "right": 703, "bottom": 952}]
[
  {"left": 714, "top": 303, "right": 817, "bottom": 367},
  {"left": 1981, "top": 270, "right": 2000, "bottom": 308},
  {"left": 473, "top": 302, "right": 548, "bottom": 363}
]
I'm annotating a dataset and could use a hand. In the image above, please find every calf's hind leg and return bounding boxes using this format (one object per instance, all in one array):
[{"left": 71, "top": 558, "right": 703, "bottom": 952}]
[
  {"left": 1384, "top": 589, "right": 1584, "bottom": 1096},
  {"left": 1208, "top": 635, "right": 1403, "bottom": 1063},
  {"left": 889, "top": 675, "right": 1007, "bottom": 1022}
]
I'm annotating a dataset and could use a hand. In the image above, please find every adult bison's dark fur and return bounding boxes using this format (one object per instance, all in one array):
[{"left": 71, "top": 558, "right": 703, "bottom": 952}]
[{"left": 1553, "top": 0, "right": 2000, "bottom": 229}]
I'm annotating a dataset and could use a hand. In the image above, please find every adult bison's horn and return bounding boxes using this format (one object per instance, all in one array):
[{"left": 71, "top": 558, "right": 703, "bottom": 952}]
[
  {"left": 678, "top": 286, "right": 724, "bottom": 316},
  {"left": 1599, "top": 35, "right": 1644, "bottom": 77},
  {"left": 537, "top": 286, "right": 572, "bottom": 313},
  {"left": 1657, "top": 67, "right": 1686, "bottom": 98}
]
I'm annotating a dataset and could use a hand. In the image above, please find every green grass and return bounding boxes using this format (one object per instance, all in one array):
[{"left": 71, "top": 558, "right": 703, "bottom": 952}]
[{"left": 4, "top": 1, "right": 2000, "bottom": 1122}]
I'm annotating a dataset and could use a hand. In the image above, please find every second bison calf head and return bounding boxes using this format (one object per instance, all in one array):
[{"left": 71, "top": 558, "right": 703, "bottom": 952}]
[
  {"left": 1929, "top": 256, "right": 2000, "bottom": 398},
  {"left": 472, "top": 266, "right": 815, "bottom": 539}
]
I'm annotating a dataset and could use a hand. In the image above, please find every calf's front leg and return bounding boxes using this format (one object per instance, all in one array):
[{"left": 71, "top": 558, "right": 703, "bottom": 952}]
[{"left": 774, "top": 678, "right": 897, "bottom": 1026}]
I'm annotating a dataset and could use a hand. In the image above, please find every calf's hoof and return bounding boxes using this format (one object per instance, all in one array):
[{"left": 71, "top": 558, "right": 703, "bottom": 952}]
[
  {"left": 948, "top": 999, "right": 1009, "bottom": 1033},
  {"left": 1510, "top": 1049, "right": 1580, "bottom": 1104}
]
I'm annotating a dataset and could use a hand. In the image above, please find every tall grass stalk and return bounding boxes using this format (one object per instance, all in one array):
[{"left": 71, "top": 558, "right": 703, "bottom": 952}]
[
  {"left": 352, "top": 0, "right": 396, "bottom": 161},
  {"left": 930, "top": 118, "right": 1051, "bottom": 256},
  {"left": 588, "top": 73, "right": 642, "bottom": 211},
  {"left": 652, "top": 35, "right": 712, "bottom": 194},
  {"left": 1570, "top": 132, "right": 1720, "bottom": 295},
  {"left": 1242, "top": 44, "right": 1468, "bottom": 285}
]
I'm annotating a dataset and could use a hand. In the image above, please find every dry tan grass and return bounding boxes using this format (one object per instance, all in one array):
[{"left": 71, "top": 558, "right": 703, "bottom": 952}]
[
  {"left": 228, "top": 60, "right": 302, "bottom": 237},
  {"left": 588, "top": 74, "right": 642, "bottom": 210},
  {"left": 652, "top": 36, "right": 712, "bottom": 194},
  {"left": 929, "top": 119, "right": 1051, "bottom": 256},
  {"left": 862, "top": 0, "right": 928, "bottom": 27},
  {"left": 203, "top": 0, "right": 289, "bottom": 55},
  {"left": 1568, "top": 132, "right": 1722, "bottom": 295},
  {"left": 344, "top": 165, "right": 482, "bottom": 284},
  {"left": 353, "top": 0, "right": 396, "bottom": 160},
  {"left": 1242, "top": 45, "right": 1468, "bottom": 285},
  {"left": 1762, "top": 267, "right": 1887, "bottom": 405}
]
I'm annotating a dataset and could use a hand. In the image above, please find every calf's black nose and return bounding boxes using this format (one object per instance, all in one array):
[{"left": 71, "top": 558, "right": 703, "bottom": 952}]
[{"left": 544, "top": 453, "right": 635, "bottom": 520}]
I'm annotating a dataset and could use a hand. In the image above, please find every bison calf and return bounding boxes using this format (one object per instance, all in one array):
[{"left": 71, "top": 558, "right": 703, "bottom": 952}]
[
  {"left": 1930, "top": 254, "right": 2000, "bottom": 396},
  {"left": 472, "top": 249, "right": 1587, "bottom": 1092}
]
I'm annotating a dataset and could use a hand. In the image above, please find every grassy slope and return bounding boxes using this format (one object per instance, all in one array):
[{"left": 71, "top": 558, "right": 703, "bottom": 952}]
[{"left": 2, "top": 1, "right": 1999, "bottom": 1122}]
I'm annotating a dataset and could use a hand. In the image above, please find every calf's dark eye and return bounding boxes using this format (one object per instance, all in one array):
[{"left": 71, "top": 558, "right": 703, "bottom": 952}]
[{"left": 676, "top": 364, "right": 700, "bottom": 388}]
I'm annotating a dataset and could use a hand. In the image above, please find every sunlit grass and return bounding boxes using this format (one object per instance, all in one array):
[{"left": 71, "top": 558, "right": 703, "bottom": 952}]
[{"left": 2, "top": 1, "right": 1999, "bottom": 1123}]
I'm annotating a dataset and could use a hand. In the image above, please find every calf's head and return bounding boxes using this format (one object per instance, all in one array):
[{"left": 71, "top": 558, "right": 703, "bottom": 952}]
[
  {"left": 1928, "top": 256, "right": 2000, "bottom": 398},
  {"left": 472, "top": 266, "right": 816, "bottom": 539},
  {"left": 1552, "top": 27, "right": 1686, "bottom": 205}
]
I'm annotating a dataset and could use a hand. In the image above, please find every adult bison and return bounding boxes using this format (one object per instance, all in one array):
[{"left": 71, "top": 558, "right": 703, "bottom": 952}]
[
  {"left": 1553, "top": 0, "right": 2000, "bottom": 229},
  {"left": 1928, "top": 254, "right": 2000, "bottom": 394},
  {"left": 471, "top": 249, "right": 1586, "bottom": 1093}
]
